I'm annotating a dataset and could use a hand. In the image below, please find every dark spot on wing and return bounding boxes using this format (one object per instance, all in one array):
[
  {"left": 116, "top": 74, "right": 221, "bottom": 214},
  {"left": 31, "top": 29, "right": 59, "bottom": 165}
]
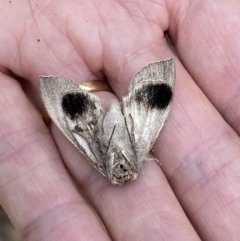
[
  {"left": 62, "top": 92, "right": 95, "bottom": 120},
  {"left": 135, "top": 83, "right": 173, "bottom": 109}
]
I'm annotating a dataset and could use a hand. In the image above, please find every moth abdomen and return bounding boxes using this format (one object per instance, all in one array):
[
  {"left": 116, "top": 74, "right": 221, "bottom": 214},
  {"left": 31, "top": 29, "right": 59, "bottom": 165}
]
[{"left": 111, "top": 161, "right": 138, "bottom": 184}]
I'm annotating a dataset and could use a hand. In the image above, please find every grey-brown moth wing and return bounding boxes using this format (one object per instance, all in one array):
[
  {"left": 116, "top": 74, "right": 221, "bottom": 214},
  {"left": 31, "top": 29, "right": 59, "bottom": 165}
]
[
  {"left": 39, "top": 76, "right": 104, "bottom": 167},
  {"left": 122, "top": 59, "right": 175, "bottom": 165}
]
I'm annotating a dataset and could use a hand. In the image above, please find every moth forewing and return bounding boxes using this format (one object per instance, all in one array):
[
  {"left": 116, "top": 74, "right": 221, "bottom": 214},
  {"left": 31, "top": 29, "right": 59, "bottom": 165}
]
[
  {"left": 122, "top": 59, "right": 175, "bottom": 164},
  {"left": 39, "top": 59, "right": 175, "bottom": 184}
]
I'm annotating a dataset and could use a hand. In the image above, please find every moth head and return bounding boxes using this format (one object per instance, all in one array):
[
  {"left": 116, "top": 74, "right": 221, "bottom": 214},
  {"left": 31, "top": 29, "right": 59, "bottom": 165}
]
[{"left": 111, "top": 159, "right": 138, "bottom": 184}]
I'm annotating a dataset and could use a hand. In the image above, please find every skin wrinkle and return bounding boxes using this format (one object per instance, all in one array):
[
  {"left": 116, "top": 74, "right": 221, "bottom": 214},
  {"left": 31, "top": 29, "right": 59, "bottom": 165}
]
[
  {"left": 21, "top": 200, "right": 102, "bottom": 240},
  {"left": 78, "top": 161, "right": 105, "bottom": 189},
  {"left": 83, "top": 165, "right": 187, "bottom": 240},
  {"left": 67, "top": 12, "right": 104, "bottom": 75},
  {"left": 85, "top": 185, "right": 134, "bottom": 232},
  {"left": 11, "top": 5, "right": 41, "bottom": 77},
  {"left": 28, "top": 3, "right": 94, "bottom": 80},
  {"left": 167, "top": 100, "right": 204, "bottom": 151},
  {"left": 172, "top": 1, "right": 240, "bottom": 138},
  {"left": 101, "top": 187, "right": 158, "bottom": 217},
  {"left": 185, "top": 135, "right": 236, "bottom": 180},
  {"left": 15, "top": 159, "right": 105, "bottom": 238},
  {"left": 27, "top": 0, "right": 43, "bottom": 38},
  {"left": 0, "top": 124, "right": 49, "bottom": 163},
  {"left": 0, "top": 157, "right": 55, "bottom": 191},
  {"left": 129, "top": 185, "right": 169, "bottom": 203},
  {"left": 88, "top": 170, "right": 165, "bottom": 209},
  {"left": 105, "top": 201, "right": 167, "bottom": 240},
  {"left": 0, "top": 155, "right": 71, "bottom": 201},
  {"left": 221, "top": 169, "right": 240, "bottom": 194},
  {"left": 34, "top": 21, "right": 71, "bottom": 74},
  {"left": 98, "top": 3, "right": 168, "bottom": 87},
  {"left": 221, "top": 93, "right": 240, "bottom": 135},
  {"left": 190, "top": 191, "right": 240, "bottom": 240},
  {"left": 168, "top": 127, "right": 238, "bottom": 199},
  {"left": 132, "top": 215, "right": 168, "bottom": 241},
  {"left": 172, "top": 146, "right": 240, "bottom": 220},
  {"left": 211, "top": 195, "right": 240, "bottom": 218},
  {"left": 188, "top": 165, "right": 237, "bottom": 210},
  {"left": 124, "top": 0, "right": 168, "bottom": 29},
  {"left": 7, "top": 33, "right": 22, "bottom": 73},
  {"left": 170, "top": 0, "right": 190, "bottom": 41},
  {"left": 74, "top": 40, "right": 102, "bottom": 78},
  {"left": 75, "top": 1, "right": 110, "bottom": 73}
]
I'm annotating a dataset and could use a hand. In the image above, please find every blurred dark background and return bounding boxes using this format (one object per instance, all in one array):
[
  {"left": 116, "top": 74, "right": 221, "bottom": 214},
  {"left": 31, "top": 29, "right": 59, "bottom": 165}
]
[{"left": 0, "top": 206, "right": 23, "bottom": 241}]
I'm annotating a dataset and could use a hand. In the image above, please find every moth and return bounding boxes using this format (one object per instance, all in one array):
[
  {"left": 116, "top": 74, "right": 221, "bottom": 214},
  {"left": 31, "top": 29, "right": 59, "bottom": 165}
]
[{"left": 39, "top": 58, "right": 175, "bottom": 184}]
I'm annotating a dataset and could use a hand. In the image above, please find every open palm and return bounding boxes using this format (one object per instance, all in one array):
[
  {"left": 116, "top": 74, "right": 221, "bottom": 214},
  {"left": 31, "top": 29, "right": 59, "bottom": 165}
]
[{"left": 1, "top": 1, "right": 240, "bottom": 240}]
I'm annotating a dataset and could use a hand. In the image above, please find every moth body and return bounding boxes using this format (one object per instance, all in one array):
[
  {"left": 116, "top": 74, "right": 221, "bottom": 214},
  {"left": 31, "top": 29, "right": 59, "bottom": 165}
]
[{"left": 39, "top": 59, "right": 175, "bottom": 184}]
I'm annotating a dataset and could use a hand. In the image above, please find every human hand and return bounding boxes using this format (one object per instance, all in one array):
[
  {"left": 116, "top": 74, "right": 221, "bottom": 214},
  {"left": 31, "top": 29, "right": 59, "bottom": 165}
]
[{"left": 0, "top": 1, "right": 240, "bottom": 240}]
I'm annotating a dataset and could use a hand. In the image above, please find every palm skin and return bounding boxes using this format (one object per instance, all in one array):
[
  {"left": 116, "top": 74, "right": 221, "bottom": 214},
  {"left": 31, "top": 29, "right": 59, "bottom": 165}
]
[{"left": 0, "top": 1, "right": 240, "bottom": 240}]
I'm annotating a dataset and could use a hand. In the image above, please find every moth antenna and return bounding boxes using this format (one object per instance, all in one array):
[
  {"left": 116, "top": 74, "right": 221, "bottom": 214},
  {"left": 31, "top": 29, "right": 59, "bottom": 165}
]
[
  {"left": 125, "top": 114, "right": 137, "bottom": 154},
  {"left": 121, "top": 150, "right": 131, "bottom": 164},
  {"left": 106, "top": 125, "right": 116, "bottom": 153}
]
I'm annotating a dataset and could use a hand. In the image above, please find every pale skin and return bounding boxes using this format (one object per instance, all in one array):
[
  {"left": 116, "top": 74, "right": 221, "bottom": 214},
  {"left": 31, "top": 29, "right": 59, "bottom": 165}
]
[{"left": 0, "top": 0, "right": 240, "bottom": 240}]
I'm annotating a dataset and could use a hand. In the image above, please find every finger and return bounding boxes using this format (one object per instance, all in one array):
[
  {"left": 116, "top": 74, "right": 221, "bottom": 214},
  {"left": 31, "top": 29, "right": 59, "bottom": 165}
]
[
  {"left": 0, "top": 73, "right": 110, "bottom": 241},
  {"left": 169, "top": 0, "right": 240, "bottom": 135},
  {"left": 55, "top": 126, "right": 201, "bottom": 241},
  {"left": 102, "top": 50, "right": 240, "bottom": 239}
]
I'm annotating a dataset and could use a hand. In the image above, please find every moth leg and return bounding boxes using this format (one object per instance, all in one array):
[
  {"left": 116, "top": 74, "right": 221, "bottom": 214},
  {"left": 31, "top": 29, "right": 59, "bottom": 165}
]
[
  {"left": 72, "top": 126, "right": 83, "bottom": 135},
  {"left": 72, "top": 118, "right": 99, "bottom": 137}
]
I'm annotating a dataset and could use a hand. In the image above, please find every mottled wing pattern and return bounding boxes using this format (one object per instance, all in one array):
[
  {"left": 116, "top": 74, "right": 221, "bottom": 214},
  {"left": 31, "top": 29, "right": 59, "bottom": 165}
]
[{"left": 122, "top": 59, "right": 175, "bottom": 166}]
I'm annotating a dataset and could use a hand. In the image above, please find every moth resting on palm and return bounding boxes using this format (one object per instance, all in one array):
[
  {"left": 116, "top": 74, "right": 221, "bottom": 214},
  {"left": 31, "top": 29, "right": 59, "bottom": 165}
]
[{"left": 39, "top": 59, "right": 175, "bottom": 184}]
